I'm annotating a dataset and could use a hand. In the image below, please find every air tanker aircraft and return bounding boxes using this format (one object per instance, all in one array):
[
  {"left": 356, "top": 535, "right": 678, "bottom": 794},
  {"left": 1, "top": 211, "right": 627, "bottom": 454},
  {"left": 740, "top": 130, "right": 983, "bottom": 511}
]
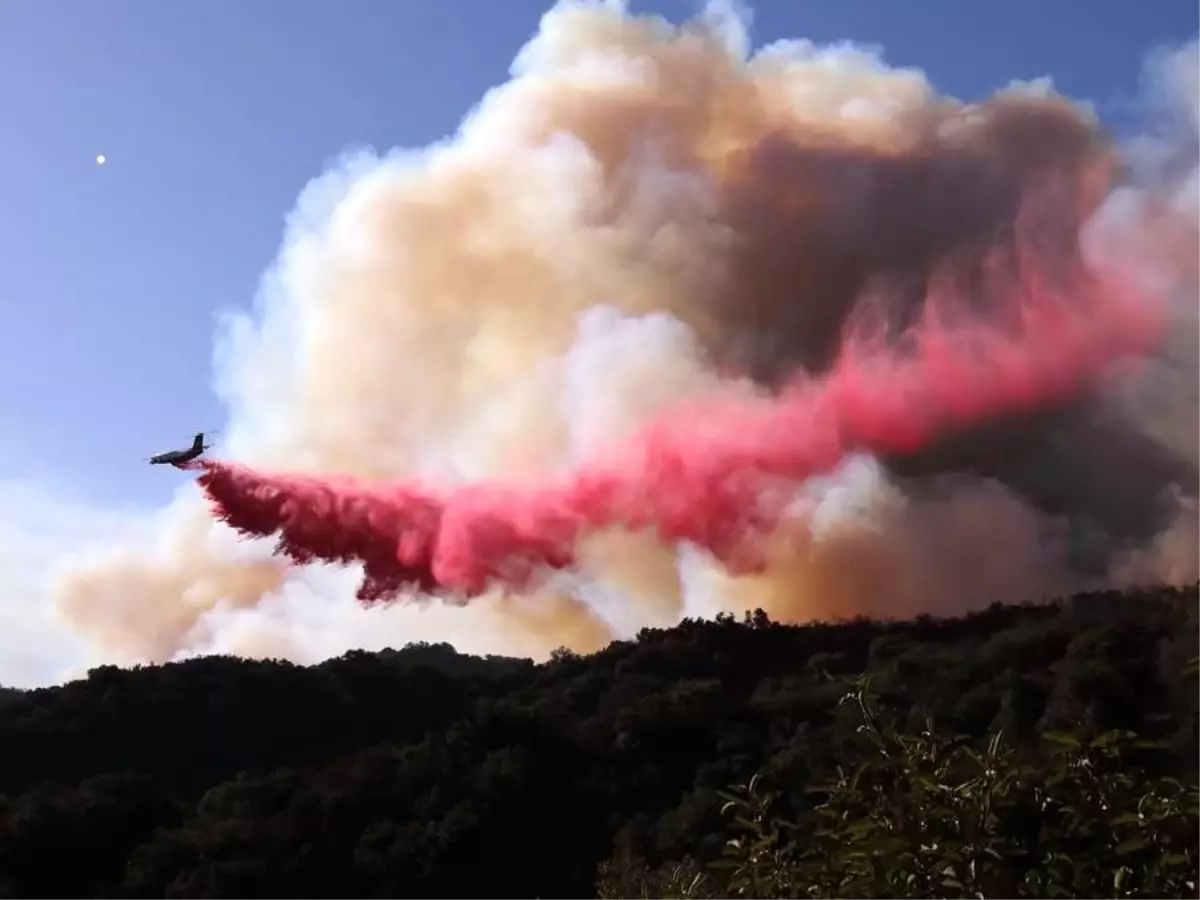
[{"left": 146, "top": 431, "right": 216, "bottom": 469}]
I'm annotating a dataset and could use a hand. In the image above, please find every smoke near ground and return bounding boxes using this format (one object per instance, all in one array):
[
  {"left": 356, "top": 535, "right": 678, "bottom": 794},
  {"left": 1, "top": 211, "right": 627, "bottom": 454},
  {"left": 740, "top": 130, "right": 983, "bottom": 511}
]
[{"left": 49, "top": 1, "right": 1199, "bottom": 676}]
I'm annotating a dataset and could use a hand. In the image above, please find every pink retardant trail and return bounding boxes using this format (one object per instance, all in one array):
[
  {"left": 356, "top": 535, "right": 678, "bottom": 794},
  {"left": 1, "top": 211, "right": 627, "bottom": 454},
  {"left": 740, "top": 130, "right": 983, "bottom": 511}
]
[{"left": 193, "top": 243, "right": 1166, "bottom": 605}]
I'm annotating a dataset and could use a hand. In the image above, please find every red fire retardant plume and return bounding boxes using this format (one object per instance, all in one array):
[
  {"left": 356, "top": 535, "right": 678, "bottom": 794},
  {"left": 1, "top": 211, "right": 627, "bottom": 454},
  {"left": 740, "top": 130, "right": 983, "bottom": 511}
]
[{"left": 192, "top": 238, "right": 1165, "bottom": 605}]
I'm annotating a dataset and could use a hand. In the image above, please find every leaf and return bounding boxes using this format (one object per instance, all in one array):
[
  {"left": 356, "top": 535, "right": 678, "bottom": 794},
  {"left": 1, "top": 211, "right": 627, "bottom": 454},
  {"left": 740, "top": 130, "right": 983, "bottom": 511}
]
[
  {"left": 1115, "top": 838, "right": 1147, "bottom": 855},
  {"left": 1113, "top": 865, "right": 1132, "bottom": 891},
  {"left": 1042, "top": 731, "right": 1082, "bottom": 749},
  {"left": 1130, "top": 739, "right": 1166, "bottom": 750}
]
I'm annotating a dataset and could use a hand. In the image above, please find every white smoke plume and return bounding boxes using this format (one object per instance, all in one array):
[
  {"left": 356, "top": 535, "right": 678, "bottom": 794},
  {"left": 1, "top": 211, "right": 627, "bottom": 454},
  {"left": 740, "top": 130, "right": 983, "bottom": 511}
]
[{"left": 8, "top": 2, "right": 1194, "bottom": 686}]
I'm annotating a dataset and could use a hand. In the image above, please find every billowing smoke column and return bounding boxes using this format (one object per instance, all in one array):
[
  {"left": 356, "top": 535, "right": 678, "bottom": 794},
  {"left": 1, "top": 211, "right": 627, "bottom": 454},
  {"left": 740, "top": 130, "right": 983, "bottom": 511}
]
[
  {"left": 47, "top": 1, "right": 1198, "bottom": 676},
  {"left": 191, "top": 205, "right": 1165, "bottom": 603}
]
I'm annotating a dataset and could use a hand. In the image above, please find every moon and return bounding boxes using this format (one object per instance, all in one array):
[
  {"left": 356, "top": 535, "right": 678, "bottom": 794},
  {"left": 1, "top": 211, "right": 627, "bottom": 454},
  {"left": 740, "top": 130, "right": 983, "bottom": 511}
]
[{"left": 95, "top": 154, "right": 106, "bottom": 165}]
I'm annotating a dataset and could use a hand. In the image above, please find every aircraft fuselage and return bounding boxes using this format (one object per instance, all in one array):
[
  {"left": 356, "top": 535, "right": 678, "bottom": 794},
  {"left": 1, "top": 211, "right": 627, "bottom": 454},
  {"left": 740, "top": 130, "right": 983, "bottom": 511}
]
[{"left": 149, "top": 433, "right": 209, "bottom": 468}]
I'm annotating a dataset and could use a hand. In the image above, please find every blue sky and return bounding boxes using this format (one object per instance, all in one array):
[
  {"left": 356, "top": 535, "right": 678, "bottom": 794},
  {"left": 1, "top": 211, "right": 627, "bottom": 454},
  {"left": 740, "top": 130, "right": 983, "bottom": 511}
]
[{"left": 0, "top": 0, "right": 1196, "bottom": 510}]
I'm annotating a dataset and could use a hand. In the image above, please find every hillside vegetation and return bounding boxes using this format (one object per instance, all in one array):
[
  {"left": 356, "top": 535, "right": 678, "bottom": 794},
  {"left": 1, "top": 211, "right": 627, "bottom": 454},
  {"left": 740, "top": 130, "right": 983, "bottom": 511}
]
[{"left": 0, "top": 584, "right": 1195, "bottom": 898}]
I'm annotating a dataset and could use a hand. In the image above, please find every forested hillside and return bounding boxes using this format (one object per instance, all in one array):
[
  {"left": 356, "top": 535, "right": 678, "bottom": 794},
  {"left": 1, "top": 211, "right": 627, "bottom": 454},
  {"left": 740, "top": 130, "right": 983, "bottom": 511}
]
[{"left": 0, "top": 584, "right": 1195, "bottom": 898}]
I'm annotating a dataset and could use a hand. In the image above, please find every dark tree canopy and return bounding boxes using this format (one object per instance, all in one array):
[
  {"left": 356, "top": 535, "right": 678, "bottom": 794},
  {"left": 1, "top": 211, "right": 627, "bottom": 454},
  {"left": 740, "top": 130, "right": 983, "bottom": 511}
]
[{"left": 0, "top": 584, "right": 1195, "bottom": 898}]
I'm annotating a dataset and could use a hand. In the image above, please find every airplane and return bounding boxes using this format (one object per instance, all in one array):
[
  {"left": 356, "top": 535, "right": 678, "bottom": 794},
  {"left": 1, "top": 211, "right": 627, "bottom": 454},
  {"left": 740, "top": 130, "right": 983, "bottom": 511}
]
[{"left": 146, "top": 431, "right": 217, "bottom": 469}]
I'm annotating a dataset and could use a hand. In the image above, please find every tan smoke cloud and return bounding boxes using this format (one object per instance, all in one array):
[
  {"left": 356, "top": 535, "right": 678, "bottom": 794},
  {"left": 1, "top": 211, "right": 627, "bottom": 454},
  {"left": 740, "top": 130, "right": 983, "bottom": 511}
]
[
  {"left": 706, "top": 457, "right": 1082, "bottom": 624},
  {"left": 48, "top": 1, "right": 1198, "bottom": 675}
]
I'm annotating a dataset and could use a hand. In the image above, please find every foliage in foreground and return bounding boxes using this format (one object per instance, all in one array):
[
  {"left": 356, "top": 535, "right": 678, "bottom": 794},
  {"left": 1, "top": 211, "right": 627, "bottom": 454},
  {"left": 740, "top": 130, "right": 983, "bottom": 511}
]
[{"left": 598, "top": 673, "right": 1200, "bottom": 899}]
